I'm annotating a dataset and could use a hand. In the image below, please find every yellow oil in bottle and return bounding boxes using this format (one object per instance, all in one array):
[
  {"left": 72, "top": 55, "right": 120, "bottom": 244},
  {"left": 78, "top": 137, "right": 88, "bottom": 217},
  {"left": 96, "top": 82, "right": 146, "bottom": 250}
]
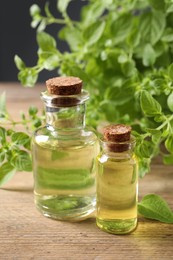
[
  {"left": 96, "top": 154, "right": 138, "bottom": 234},
  {"left": 33, "top": 131, "right": 99, "bottom": 221}
]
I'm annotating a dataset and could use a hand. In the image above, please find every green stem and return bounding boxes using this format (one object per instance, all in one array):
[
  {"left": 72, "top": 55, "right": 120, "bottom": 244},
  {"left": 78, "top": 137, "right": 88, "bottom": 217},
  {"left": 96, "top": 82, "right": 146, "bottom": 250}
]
[
  {"left": 46, "top": 17, "right": 66, "bottom": 25},
  {"left": 156, "top": 114, "right": 173, "bottom": 131},
  {"left": 44, "top": 14, "right": 76, "bottom": 28}
]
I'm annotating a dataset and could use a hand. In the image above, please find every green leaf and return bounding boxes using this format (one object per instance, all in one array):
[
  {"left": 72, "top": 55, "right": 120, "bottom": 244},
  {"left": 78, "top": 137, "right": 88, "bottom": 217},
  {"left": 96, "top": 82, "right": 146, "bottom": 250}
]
[
  {"left": 147, "top": 128, "right": 162, "bottom": 143},
  {"left": 167, "top": 92, "right": 173, "bottom": 112},
  {"left": 162, "top": 125, "right": 170, "bottom": 138},
  {"left": 10, "top": 151, "right": 32, "bottom": 172},
  {"left": 83, "top": 21, "right": 105, "bottom": 46},
  {"left": 138, "top": 158, "right": 151, "bottom": 178},
  {"left": 137, "top": 140, "right": 154, "bottom": 158},
  {"left": 81, "top": 1, "right": 105, "bottom": 27},
  {"left": 165, "top": 134, "right": 173, "bottom": 153},
  {"left": 18, "top": 68, "right": 38, "bottom": 87},
  {"left": 23, "top": 139, "right": 31, "bottom": 151},
  {"left": 29, "top": 106, "right": 38, "bottom": 116},
  {"left": 59, "top": 26, "right": 82, "bottom": 52},
  {"left": 0, "top": 127, "right": 6, "bottom": 144},
  {"left": 111, "top": 13, "right": 132, "bottom": 44},
  {"left": 105, "top": 84, "right": 133, "bottom": 104},
  {"left": 0, "top": 162, "right": 16, "bottom": 187},
  {"left": 14, "top": 55, "right": 26, "bottom": 70},
  {"left": 139, "top": 11, "right": 166, "bottom": 45},
  {"left": 57, "top": 0, "right": 71, "bottom": 13},
  {"left": 163, "top": 154, "right": 173, "bottom": 165},
  {"left": 30, "top": 4, "right": 41, "bottom": 17},
  {"left": 162, "top": 28, "right": 173, "bottom": 42},
  {"left": 11, "top": 132, "right": 30, "bottom": 146},
  {"left": 148, "top": 0, "right": 165, "bottom": 10},
  {"left": 118, "top": 53, "right": 128, "bottom": 64},
  {"left": 140, "top": 91, "right": 162, "bottom": 117},
  {"left": 166, "top": 4, "right": 173, "bottom": 14},
  {"left": 33, "top": 119, "right": 42, "bottom": 128},
  {"left": 168, "top": 63, "right": 173, "bottom": 80},
  {"left": 6, "top": 129, "right": 14, "bottom": 136},
  {"left": 138, "top": 194, "right": 173, "bottom": 223},
  {"left": 37, "top": 32, "right": 57, "bottom": 52},
  {"left": 154, "top": 114, "right": 165, "bottom": 123},
  {"left": 41, "top": 54, "right": 60, "bottom": 71},
  {"left": 61, "top": 63, "right": 90, "bottom": 83},
  {"left": 30, "top": 3, "right": 42, "bottom": 28},
  {"left": 121, "top": 60, "right": 136, "bottom": 77},
  {"left": 142, "top": 44, "right": 156, "bottom": 67},
  {"left": 0, "top": 92, "right": 6, "bottom": 118},
  {"left": 0, "top": 149, "right": 5, "bottom": 163},
  {"left": 127, "top": 27, "right": 141, "bottom": 48}
]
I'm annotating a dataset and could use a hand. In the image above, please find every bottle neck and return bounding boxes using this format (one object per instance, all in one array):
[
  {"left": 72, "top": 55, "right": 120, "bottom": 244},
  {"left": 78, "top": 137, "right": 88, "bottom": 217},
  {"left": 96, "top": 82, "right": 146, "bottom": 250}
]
[
  {"left": 100, "top": 137, "right": 135, "bottom": 159},
  {"left": 45, "top": 103, "right": 86, "bottom": 129}
]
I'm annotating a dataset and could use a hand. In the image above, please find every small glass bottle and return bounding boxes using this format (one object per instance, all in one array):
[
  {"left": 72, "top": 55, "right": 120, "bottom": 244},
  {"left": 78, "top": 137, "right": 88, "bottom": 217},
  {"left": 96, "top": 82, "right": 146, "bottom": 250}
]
[
  {"left": 96, "top": 124, "right": 138, "bottom": 234},
  {"left": 32, "top": 76, "right": 99, "bottom": 221}
]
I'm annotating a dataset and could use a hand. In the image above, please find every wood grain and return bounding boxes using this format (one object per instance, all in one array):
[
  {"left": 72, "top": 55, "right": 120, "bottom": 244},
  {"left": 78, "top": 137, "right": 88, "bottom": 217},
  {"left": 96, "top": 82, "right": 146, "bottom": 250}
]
[{"left": 0, "top": 83, "right": 173, "bottom": 260}]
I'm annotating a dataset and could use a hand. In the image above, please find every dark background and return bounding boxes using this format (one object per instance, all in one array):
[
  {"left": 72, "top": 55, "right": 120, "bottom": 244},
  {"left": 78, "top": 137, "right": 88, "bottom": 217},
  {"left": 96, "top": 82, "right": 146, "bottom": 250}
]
[{"left": 0, "top": 0, "right": 87, "bottom": 82}]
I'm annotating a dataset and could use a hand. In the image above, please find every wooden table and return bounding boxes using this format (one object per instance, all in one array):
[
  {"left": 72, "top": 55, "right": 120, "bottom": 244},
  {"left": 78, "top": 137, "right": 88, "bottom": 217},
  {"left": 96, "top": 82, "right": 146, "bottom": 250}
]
[{"left": 0, "top": 83, "right": 173, "bottom": 260}]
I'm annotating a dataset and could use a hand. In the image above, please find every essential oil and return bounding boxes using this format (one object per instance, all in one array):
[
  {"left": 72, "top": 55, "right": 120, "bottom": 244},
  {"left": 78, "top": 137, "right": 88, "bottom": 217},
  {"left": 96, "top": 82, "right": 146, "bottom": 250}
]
[
  {"left": 96, "top": 124, "right": 138, "bottom": 234},
  {"left": 32, "top": 77, "right": 99, "bottom": 221}
]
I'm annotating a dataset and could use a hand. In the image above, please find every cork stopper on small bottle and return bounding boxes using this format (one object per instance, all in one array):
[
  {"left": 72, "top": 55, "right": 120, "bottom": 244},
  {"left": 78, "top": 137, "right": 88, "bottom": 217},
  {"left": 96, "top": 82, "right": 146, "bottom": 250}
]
[
  {"left": 46, "top": 76, "right": 82, "bottom": 95},
  {"left": 103, "top": 124, "right": 132, "bottom": 152}
]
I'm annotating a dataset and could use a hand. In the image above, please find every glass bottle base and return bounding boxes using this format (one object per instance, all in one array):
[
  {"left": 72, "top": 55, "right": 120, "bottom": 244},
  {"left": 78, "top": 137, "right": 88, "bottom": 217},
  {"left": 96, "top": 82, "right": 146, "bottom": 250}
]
[
  {"left": 35, "top": 194, "right": 96, "bottom": 222},
  {"left": 96, "top": 217, "right": 137, "bottom": 234}
]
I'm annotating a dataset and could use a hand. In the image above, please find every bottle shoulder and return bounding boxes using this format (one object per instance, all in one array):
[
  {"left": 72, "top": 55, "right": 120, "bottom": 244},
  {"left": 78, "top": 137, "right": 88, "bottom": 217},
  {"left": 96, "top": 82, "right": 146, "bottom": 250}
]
[
  {"left": 97, "top": 151, "right": 137, "bottom": 165},
  {"left": 33, "top": 125, "right": 98, "bottom": 146}
]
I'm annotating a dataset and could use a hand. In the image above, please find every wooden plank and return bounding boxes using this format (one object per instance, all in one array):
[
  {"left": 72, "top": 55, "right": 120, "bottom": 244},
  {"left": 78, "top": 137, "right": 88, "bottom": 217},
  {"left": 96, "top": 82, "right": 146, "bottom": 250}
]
[{"left": 0, "top": 83, "right": 173, "bottom": 260}]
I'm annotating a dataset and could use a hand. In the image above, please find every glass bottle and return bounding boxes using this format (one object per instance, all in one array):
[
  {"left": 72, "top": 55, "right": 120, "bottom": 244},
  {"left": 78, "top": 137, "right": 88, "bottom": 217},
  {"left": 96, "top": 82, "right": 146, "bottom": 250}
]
[
  {"left": 32, "top": 77, "right": 99, "bottom": 221},
  {"left": 96, "top": 124, "right": 138, "bottom": 234}
]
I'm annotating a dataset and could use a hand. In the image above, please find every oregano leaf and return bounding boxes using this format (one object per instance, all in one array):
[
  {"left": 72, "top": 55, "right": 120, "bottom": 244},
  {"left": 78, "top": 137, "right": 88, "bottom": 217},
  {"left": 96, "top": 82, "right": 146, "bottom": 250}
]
[
  {"left": 30, "top": 4, "right": 41, "bottom": 17},
  {"left": 168, "top": 63, "right": 173, "bottom": 80},
  {"left": 83, "top": 21, "right": 105, "bottom": 46},
  {"left": 140, "top": 91, "right": 162, "bottom": 117},
  {"left": 167, "top": 92, "right": 173, "bottom": 112},
  {"left": 10, "top": 151, "right": 32, "bottom": 172},
  {"left": 11, "top": 132, "right": 30, "bottom": 146},
  {"left": 121, "top": 60, "right": 136, "bottom": 77},
  {"left": 18, "top": 68, "right": 38, "bottom": 87},
  {"left": 29, "top": 106, "right": 38, "bottom": 116},
  {"left": 142, "top": 44, "right": 156, "bottom": 67},
  {"left": 0, "top": 127, "right": 6, "bottom": 143},
  {"left": 165, "top": 134, "right": 173, "bottom": 153},
  {"left": 163, "top": 154, "right": 173, "bottom": 165},
  {"left": 148, "top": 0, "right": 165, "bottom": 10},
  {"left": 137, "top": 158, "right": 151, "bottom": 178},
  {"left": 138, "top": 194, "right": 173, "bottom": 223},
  {"left": 14, "top": 55, "right": 26, "bottom": 70},
  {"left": 139, "top": 11, "right": 166, "bottom": 45},
  {"left": 0, "top": 92, "right": 6, "bottom": 118},
  {"left": 0, "top": 162, "right": 16, "bottom": 187},
  {"left": 37, "top": 32, "right": 57, "bottom": 52},
  {"left": 137, "top": 140, "right": 154, "bottom": 158},
  {"left": 111, "top": 13, "right": 132, "bottom": 44},
  {"left": 57, "top": 0, "right": 71, "bottom": 13}
]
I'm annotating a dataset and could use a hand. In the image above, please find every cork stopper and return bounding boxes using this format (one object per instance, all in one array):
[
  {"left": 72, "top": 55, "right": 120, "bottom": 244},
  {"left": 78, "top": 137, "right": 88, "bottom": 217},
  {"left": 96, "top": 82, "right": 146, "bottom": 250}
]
[
  {"left": 103, "top": 124, "right": 132, "bottom": 152},
  {"left": 46, "top": 76, "right": 82, "bottom": 95}
]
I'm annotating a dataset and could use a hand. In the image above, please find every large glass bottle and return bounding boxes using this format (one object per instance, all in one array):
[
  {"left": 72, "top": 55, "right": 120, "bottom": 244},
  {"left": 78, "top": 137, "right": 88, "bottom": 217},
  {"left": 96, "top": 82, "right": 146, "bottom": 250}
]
[
  {"left": 96, "top": 124, "right": 138, "bottom": 234},
  {"left": 32, "top": 77, "right": 99, "bottom": 221}
]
